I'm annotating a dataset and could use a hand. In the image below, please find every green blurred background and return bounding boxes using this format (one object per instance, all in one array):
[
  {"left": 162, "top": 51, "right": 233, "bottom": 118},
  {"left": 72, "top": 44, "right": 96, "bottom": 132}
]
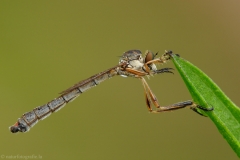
[{"left": 1, "top": 1, "right": 240, "bottom": 159}]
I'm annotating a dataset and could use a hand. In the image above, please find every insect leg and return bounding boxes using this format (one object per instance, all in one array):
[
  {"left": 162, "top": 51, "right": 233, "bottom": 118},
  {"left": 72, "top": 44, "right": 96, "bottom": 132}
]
[
  {"left": 140, "top": 77, "right": 153, "bottom": 112},
  {"left": 152, "top": 100, "right": 194, "bottom": 113},
  {"left": 140, "top": 77, "right": 213, "bottom": 115},
  {"left": 140, "top": 77, "right": 160, "bottom": 109},
  {"left": 190, "top": 105, "right": 214, "bottom": 117},
  {"left": 125, "top": 68, "right": 148, "bottom": 76}
]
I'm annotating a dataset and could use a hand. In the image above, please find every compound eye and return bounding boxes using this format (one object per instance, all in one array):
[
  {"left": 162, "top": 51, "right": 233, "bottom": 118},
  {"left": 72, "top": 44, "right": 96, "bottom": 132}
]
[{"left": 145, "top": 51, "right": 154, "bottom": 63}]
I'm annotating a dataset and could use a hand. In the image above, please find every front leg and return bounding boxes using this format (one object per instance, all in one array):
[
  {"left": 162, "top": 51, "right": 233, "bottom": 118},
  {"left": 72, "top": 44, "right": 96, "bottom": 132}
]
[
  {"left": 125, "top": 67, "right": 174, "bottom": 77},
  {"left": 124, "top": 68, "right": 148, "bottom": 77},
  {"left": 153, "top": 68, "right": 174, "bottom": 74}
]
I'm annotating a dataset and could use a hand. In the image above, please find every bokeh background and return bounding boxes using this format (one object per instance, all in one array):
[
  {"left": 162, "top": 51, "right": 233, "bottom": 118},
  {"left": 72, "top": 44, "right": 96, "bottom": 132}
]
[{"left": 1, "top": 1, "right": 240, "bottom": 160}]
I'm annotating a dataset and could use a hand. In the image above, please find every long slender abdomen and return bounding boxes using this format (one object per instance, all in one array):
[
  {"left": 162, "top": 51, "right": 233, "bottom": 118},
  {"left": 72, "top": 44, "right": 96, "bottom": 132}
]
[{"left": 10, "top": 66, "right": 118, "bottom": 133}]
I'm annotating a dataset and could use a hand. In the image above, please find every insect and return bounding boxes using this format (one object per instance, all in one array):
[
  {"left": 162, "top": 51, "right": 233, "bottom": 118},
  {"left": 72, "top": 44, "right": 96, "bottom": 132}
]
[{"left": 10, "top": 50, "right": 213, "bottom": 133}]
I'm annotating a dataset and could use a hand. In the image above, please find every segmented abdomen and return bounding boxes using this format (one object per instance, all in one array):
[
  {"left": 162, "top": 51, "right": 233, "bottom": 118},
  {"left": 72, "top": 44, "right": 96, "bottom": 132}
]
[{"left": 10, "top": 66, "right": 119, "bottom": 133}]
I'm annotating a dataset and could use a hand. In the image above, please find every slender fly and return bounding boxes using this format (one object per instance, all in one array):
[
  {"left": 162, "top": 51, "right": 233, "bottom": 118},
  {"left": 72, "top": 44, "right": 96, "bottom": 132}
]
[{"left": 10, "top": 50, "right": 213, "bottom": 133}]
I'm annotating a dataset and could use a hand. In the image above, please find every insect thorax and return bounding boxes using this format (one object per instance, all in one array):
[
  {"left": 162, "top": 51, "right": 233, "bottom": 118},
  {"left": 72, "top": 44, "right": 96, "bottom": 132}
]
[{"left": 118, "top": 50, "right": 156, "bottom": 77}]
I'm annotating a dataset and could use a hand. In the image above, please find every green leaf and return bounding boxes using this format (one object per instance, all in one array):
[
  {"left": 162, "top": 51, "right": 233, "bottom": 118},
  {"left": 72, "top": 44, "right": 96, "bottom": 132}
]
[{"left": 169, "top": 53, "right": 240, "bottom": 157}]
